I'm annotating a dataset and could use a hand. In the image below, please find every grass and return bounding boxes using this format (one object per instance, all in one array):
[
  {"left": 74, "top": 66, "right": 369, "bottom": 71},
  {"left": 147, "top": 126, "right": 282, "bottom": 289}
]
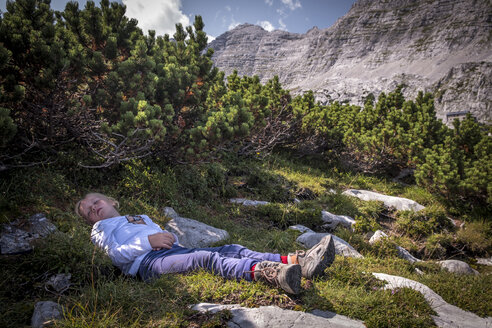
[{"left": 0, "top": 150, "right": 490, "bottom": 327}]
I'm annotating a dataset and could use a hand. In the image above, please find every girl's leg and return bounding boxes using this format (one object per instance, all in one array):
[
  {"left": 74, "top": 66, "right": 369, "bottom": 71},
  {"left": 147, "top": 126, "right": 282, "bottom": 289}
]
[
  {"left": 140, "top": 246, "right": 258, "bottom": 281},
  {"left": 195, "top": 244, "right": 281, "bottom": 262}
]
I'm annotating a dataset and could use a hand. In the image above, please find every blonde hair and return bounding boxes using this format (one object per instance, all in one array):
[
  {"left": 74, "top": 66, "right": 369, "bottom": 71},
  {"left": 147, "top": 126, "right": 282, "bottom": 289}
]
[{"left": 75, "top": 193, "right": 119, "bottom": 218}]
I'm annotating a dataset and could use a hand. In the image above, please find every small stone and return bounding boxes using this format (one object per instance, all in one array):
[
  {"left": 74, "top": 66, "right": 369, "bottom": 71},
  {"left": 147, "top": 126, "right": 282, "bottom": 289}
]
[
  {"left": 45, "top": 274, "right": 71, "bottom": 293},
  {"left": 476, "top": 257, "right": 492, "bottom": 266},
  {"left": 229, "top": 198, "right": 270, "bottom": 206},
  {"left": 289, "top": 224, "right": 314, "bottom": 234},
  {"left": 369, "top": 230, "right": 388, "bottom": 244},
  {"left": 396, "top": 246, "right": 421, "bottom": 263},
  {"left": 320, "top": 211, "right": 355, "bottom": 231},
  {"left": 1, "top": 214, "right": 57, "bottom": 255},
  {"left": 438, "top": 260, "right": 479, "bottom": 275},
  {"left": 31, "top": 301, "right": 63, "bottom": 328},
  {"left": 28, "top": 214, "right": 57, "bottom": 238},
  {"left": 0, "top": 226, "right": 32, "bottom": 254}
]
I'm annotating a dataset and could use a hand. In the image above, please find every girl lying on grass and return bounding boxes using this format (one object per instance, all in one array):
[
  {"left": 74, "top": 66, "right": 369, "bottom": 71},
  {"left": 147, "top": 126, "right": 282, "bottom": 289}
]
[{"left": 76, "top": 193, "right": 335, "bottom": 294}]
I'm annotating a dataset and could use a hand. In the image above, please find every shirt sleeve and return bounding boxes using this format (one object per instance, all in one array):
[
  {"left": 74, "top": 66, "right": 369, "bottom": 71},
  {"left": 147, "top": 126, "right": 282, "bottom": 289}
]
[
  {"left": 91, "top": 224, "right": 153, "bottom": 269},
  {"left": 141, "top": 215, "right": 179, "bottom": 245}
]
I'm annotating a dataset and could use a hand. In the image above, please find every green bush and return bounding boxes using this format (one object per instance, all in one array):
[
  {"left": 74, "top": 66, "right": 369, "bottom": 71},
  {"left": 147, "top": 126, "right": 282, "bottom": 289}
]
[
  {"left": 395, "top": 206, "right": 454, "bottom": 239},
  {"left": 456, "top": 221, "right": 492, "bottom": 254},
  {"left": 424, "top": 233, "right": 453, "bottom": 259},
  {"left": 353, "top": 215, "right": 381, "bottom": 233}
]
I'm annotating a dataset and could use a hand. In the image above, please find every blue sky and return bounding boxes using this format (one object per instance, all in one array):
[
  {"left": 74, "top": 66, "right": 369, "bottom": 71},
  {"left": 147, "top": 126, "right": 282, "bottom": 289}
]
[{"left": 0, "top": 0, "right": 356, "bottom": 40}]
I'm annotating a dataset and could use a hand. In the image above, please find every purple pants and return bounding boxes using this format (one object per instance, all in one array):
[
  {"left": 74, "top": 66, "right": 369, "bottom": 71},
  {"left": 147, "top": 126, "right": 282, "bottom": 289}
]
[{"left": 138, "top": 244, "right": 281, "bottom": 282}]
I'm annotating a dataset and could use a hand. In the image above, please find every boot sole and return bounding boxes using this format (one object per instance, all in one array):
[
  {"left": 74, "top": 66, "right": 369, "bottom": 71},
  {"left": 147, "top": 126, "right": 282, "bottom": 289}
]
[
  {"left": 302, "top": 235, "right": 335, "bottom": 279},
  {"left": 281, "top": 264, "right": 302, "bottom": 294}
]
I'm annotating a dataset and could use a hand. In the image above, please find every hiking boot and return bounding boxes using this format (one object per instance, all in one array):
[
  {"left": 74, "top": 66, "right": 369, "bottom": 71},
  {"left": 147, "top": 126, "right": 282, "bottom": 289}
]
[
  {"left": 288, "top": 235, "right": 335, "bottom": 279},
  {"left": 252, "top": 261, "right": 301, "bottom": 294}
]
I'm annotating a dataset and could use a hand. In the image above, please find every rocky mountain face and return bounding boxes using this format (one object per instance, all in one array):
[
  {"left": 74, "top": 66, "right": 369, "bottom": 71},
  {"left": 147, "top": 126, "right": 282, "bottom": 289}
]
[{"left": 207, "top": 0, "right": 491, "bottom": 124}]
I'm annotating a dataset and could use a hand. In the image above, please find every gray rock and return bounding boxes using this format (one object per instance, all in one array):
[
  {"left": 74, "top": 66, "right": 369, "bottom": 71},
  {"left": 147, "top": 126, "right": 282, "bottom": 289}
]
[
  {"left": 45, "top": 274, "right": 71, "bottom": 293},
  {"left": 28, "top": 214, "right": 57, "bottom": 238},
  {"left": 342, "top": 189, "right": 425, "bottom": 212},
  {"left": 396, "top": 246, "right": 421, "bottom": 264},
  {"left": 368, "top": 230, "right": 421, "bottom": 263},
  {"left": 31, "top": 301, "right": 63, "bottom": 328},
  {"left": 1, "top": 214, "right": 57, "bottom": 255},
  {"left": 321, "top": 211, "right": 356, "bottom": 231},
  {"left": 477, "top": 257, "right": 492, "bottom": 266},
  {"left": 373, "top": 272, "right": 492, "bottom": 328},
  {"left": 296, "top": 232, "right": 363, "bottom": 259},
  {"left": 163, "top": 207, "right": 229, "bottom": 248},
  {"left": 229, "top": 198, "right": 270, "bottom": 206},
  {"left": 368, "top": 230, "right": 388, "bottom": 244},
  {"left": 438, "top": 260, "right": 479, "bottom": 275},
  {"left": 191, "top": 303, "right": 365, "bottom": 328},
  {"left": 0, "top": 226, "right": 32, "bottom": 254},
  {"left": 289, "top": 224, "right": 314, "bottom": 234}
]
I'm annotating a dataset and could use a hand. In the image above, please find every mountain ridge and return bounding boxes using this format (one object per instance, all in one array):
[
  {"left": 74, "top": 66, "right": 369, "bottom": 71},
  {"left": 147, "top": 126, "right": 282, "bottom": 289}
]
[{"left": 206, "top": 0, "right": 492, "bottom": 123}]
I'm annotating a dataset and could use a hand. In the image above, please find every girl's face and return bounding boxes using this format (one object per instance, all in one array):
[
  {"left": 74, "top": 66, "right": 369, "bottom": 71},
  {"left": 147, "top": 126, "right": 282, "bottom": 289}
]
[{"left": 79, "top": 194, "right": 120, "bottom": 224}]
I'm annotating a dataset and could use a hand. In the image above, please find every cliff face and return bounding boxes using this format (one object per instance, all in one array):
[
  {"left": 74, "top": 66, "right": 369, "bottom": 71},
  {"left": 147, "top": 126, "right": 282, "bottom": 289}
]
[{"left": 207, "top": 0, "right": 492, "bottom": 123}]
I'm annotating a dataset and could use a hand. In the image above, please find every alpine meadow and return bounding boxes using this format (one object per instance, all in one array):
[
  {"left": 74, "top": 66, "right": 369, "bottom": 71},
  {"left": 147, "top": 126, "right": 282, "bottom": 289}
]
[{"left": 0, "top": 1, "right": 490, "bottom": 327}]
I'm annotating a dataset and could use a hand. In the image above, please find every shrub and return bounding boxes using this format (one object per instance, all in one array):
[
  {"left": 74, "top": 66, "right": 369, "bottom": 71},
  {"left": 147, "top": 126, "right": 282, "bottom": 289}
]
[
  {"left": 370, "top": 238, "right": 400, "bottom": 259},
  {"left": 423, "top": 233, "right": 453, "bottom": 259},
  {"left": 456, "top": 221, "right": 492, "bottom": 254},
  {"left": 395, "top": 206, "right": 454, "bottom": 239},
  {"left": 353, "top": 215, "right": 381, "bottom": 233}
]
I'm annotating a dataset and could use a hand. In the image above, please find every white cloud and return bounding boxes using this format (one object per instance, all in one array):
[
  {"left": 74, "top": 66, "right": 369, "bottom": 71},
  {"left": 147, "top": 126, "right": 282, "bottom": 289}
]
[
  {"left": 276, "top": 8, "right": 287, "bottom": 17},
  {"left": 278, "top": 18, "right": 287, "bottom": 30},
  {"left": 228, "top": 20, "right": 240, "bottom": 30},
  {"left": 225, "top": 5, "right": 231, "bottom": 12},
  {"left": 281, "top": 0, "right": 301, "bottom": 11},
  {"left": 265, "top": 0, "right": 274, "bottom": 6},
  {"left": 207, "top": 34, "right": 216, "bottom": 42},
  {"left": 257, "top": 20, "right": 275, "bottom": 32},
  {"left": 122, "top": 0, "right": 190, "bottom": 36}
]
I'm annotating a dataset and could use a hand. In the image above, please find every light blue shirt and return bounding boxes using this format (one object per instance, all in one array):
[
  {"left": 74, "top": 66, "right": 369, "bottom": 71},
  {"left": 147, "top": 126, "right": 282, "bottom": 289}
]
[{"left": 91, "top": 215, "right": 178, "bottom": 276}]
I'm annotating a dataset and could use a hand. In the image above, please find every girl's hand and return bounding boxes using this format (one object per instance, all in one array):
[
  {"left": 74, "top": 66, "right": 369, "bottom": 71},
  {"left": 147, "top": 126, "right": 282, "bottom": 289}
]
[{"left": 148, "top": 232, "right": 175, "bottom": 251}]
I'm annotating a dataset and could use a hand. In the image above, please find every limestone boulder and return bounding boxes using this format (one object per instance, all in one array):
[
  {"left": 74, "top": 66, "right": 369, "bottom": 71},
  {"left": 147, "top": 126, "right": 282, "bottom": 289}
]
[
  {"left": 438, "top": 260, "right": 479, "bottom": 275},
  {"left": 369, "top": 230, "right": 421, "bottom": 263},
  {"left": 31, "top": 301, "right": 63, "bottom": 328},
  {"left": 191, "top": 303, "right": 365, "bottom": 328},
  {"left": 396, "top": 246, "right": 421, "bottom": 264},
  {"left": 321, "top": 211, "right": 356, "bottom": 231},
  {"left": 373, "top": 272, "right": 492, "bottom": 327},
  {"left": 1, "top": 214, "right": 57, "bottom": 255},
  {"left": 296, "top": 232, "right": 363, "bottom": 259},
  {"left": 342, "top": 189, "right": 425, "bottom": 212},
  {"left": 0, "top": 225, "right": 32, "bottom": 254},
  {"left": 163, "top": 207, "right": 229, "bottom": 248},
  {"left": 229, "top": 198, "right": 270, "bottom": 206},
  {"left": 45, "top": 274, "right": 71, "bottom": 294},
  {"left": 368, "top": 230, "right": 388, "bottom": 244},
  {"left": 289, "top": 224, "right": 314, "bottom": 234},
  {"left": 476, "top": 257, "right": 492, "bottom": 266}
]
